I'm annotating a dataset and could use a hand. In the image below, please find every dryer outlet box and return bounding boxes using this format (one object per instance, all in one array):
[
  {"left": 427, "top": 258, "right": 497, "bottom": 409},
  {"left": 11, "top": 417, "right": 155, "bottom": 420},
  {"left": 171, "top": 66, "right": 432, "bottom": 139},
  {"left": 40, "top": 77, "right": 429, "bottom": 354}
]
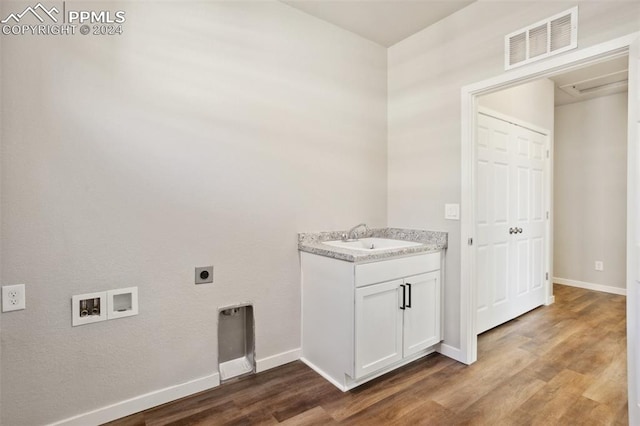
[{"left": 195, "top": 266, "right": 214, "bottom": 284}]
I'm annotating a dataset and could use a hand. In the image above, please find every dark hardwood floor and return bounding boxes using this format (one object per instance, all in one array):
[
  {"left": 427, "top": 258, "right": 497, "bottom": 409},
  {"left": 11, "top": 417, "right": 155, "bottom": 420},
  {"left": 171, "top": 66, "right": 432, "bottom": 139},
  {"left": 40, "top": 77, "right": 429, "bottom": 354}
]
[{"left": 106, "top": 284, "right": 627, "bottom": 425}]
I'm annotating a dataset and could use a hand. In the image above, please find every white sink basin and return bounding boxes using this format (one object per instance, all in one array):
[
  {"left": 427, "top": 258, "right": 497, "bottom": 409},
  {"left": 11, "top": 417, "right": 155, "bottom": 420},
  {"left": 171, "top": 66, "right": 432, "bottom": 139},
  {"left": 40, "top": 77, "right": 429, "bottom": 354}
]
[{"left": 322, "top": 238, "right": 422, "bottom": 252}]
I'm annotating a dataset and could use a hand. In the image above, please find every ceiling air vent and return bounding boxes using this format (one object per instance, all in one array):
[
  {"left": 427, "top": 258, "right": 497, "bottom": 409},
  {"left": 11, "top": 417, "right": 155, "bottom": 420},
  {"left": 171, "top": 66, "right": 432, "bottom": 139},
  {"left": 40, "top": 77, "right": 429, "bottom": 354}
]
[{"left": 505, "top": 7, "right": 578, "bottom": 70}]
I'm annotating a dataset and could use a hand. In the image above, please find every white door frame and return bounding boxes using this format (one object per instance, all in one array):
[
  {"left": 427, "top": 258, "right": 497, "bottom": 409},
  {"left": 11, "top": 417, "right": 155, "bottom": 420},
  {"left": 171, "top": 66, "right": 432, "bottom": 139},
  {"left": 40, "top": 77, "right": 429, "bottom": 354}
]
[{"left": 460, "top": 32, "right": 639, "bottom": 421}]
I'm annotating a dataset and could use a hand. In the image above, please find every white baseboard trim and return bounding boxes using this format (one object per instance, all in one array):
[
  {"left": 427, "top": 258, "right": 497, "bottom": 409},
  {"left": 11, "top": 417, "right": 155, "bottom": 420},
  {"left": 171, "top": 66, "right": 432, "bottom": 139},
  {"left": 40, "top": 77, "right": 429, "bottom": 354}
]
[
  {"left": 256, "top": 348, "right": 301, "bottom": 373},
  {"left": 437, "top": 343, "right": 466, "bottom": 364},
  {"left": 48, "top": 347, "right": 302, "bottom": 426},
  {"left": 546, "top": 295, "right": 556, "bottom": 305},
  {"left": 554, "top": 277, "right": 627, "bottom": 296},
  {"left": 48, "top": 373, "right": 220, "bottom": 426}
]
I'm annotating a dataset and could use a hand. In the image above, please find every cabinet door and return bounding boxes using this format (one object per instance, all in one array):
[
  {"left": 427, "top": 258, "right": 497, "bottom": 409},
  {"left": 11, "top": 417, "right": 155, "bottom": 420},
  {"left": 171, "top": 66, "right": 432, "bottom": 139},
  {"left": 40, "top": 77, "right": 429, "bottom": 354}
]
[
  {"left": 354, "top": 279, "right": 403, "bottom": 379},
  {"left": 403, "top": 271, "right": 441, "bottom": 357}
]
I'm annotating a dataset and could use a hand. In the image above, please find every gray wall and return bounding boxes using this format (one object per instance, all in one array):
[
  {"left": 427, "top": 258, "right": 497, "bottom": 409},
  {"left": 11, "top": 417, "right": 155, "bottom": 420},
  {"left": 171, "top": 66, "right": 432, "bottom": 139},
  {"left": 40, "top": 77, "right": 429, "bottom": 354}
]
[
  {"left": 0, "top": 2, "right": 387, "bottom": 424},
  {"left": 388, "top": 0, "right": 640, "bottom": 348},
  {"left": 554, "top": 92, "right": 628, "bottom": 289}
]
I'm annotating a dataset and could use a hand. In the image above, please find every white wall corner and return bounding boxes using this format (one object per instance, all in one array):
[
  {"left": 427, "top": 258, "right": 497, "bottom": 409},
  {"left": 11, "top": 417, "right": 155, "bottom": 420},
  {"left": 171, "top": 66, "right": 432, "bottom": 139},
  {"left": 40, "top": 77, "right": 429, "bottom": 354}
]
[
  {"left": 436, "top": 343, "right": 467, "bottom": 364},
  {"left": 299, "top": 357, "right": 348, "bottom": 392},
  {"left": 47, "top": 373, "right": 220, "bottom": 426},
  {"left": 255, "top": 348, "right": 301, "bottom": 373}
]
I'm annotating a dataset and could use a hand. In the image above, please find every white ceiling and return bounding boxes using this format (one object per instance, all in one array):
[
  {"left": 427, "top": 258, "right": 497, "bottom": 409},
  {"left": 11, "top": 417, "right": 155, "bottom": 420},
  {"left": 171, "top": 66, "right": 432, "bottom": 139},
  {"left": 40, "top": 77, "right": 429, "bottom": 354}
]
[
  {"left": 550, "top": 56, "right": 629, "bottom": 106},
  {"left": 281, "top": 0, "right": 475, "bottom": 47}
]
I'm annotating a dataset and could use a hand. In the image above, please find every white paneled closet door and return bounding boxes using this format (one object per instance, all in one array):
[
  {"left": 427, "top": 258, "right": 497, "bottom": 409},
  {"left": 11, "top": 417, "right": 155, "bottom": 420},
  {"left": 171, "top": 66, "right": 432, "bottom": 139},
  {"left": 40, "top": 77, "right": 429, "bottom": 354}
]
[{"left": 476, "top": 112, "right": 548, "bottom": 334}]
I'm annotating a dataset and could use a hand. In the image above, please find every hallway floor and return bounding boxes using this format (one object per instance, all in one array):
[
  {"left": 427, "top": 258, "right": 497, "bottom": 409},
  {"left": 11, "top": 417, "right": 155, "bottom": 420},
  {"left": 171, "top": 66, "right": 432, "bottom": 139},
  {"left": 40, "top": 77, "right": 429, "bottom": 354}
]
[{"left": 107, "top": 284, "right": 627, "bottom": 425}]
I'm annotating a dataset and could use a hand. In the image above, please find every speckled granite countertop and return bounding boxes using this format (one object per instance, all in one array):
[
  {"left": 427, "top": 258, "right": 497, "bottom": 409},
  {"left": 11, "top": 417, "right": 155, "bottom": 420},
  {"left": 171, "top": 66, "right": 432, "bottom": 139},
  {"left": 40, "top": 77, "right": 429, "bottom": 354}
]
[{"left": 298, "top": 228, "right": 447, "bottom": 263}]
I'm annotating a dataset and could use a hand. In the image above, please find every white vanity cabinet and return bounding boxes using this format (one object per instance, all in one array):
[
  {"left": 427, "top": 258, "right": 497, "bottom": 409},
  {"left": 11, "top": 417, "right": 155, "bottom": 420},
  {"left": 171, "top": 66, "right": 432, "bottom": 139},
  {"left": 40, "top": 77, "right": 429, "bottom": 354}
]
[
  {"left": 300, "top": 250, "right": 442, "bottom": 391},
  {"left": 355, "top": 271, "right": 441, "bottom": 379}
]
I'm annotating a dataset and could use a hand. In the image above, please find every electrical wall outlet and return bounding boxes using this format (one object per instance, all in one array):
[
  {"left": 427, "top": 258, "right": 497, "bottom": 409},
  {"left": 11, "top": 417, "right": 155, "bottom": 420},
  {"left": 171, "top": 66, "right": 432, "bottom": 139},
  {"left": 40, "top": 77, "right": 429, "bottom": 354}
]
[
  {"left": 445, "top": 204, "right": 460, "bottom": 220},
  {"left": 195, "top": 266, "right": 214, "bottom": 284},
  {"left": 2, "top": 284, "right": 26, "bottom": 312},
  {"left": 595, "top": 261, "right": 604, "bottom": 271}
]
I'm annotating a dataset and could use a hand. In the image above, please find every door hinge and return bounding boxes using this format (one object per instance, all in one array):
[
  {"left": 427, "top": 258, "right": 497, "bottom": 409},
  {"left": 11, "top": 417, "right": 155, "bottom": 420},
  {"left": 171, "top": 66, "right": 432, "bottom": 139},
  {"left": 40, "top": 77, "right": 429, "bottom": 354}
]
[
  {"left": 546, "top": 150, "right": 550, "bottom": 159},
  {"left": 545, "top": 272, "right": 549, "bottom": 280},
  {"left": 546, "top": 211, "right": 549, "bottom": 219},
  {"left": 468, "top": 237, "right": 473, "bottom": 246}
]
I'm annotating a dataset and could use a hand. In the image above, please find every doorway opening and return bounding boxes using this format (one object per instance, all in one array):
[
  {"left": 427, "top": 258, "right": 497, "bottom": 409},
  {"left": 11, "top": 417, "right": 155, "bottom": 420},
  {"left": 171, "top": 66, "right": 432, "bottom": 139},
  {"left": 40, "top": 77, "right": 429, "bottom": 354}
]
[
  {"left": 473, "top": 55, "right": 628, "bottom": 336},
  {"left": 550, "top": 56, "right": 628, "bottom": 298},
  {"left": 460, "top": 35, "right": 636, "bottom": 369}
]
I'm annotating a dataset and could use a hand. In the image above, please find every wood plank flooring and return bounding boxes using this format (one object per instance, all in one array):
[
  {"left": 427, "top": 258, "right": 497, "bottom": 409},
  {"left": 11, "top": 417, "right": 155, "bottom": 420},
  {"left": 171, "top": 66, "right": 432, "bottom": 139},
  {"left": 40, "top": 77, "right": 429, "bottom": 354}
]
[{"left": 106, "top": 284, "right": 627, "bottom": 425}]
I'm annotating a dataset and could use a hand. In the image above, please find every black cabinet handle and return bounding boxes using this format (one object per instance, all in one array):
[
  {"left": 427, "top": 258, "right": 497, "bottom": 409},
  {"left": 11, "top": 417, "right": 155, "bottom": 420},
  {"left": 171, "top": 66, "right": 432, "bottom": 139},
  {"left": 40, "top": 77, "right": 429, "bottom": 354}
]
[
  {"left": 400, "top": 284, "right": 406, "bottom": 310},
  {"left": 406, "top": 283, "right": 412, "bottom": 308}
]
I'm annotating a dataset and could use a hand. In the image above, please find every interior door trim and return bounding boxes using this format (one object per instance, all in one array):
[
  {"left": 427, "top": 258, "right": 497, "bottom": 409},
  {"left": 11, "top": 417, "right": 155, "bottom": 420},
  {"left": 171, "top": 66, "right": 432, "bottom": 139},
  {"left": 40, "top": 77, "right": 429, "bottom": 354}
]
[{"left": 460, "top": 31, "right": 639, "bottom": 425}]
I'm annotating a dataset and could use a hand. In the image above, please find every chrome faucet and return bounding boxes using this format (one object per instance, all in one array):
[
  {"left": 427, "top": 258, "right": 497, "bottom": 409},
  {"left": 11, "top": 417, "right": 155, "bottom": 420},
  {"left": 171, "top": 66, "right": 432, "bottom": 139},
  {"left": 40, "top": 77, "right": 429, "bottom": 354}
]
[{"left": 342, "top": 223, "right": 369, "bottom": 241}]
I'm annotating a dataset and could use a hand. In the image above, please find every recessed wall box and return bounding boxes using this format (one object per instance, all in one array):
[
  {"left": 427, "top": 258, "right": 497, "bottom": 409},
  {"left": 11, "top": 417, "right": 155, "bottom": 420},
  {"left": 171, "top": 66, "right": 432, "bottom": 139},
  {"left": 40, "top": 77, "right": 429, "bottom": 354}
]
[
  {"left": 107, "top": 287, "right": 139, "bottom": 320},
  {"left": 72, "top": 291, "right": 107, "bottom": 326},
  {"left": 218, "top": 304, "right": 255, "bottom": 382}
]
